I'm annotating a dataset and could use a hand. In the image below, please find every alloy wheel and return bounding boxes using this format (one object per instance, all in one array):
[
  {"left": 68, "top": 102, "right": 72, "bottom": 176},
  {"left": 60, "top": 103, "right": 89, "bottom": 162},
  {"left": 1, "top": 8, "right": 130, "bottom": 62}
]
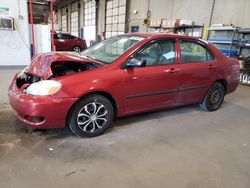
[{"left": 77, "top": 102, "right": 108, "bottom": 133}]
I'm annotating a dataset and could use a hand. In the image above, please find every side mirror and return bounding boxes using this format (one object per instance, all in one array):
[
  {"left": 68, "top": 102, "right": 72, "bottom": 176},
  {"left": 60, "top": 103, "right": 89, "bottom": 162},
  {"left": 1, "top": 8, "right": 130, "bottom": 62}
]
[{"left": 126, "top": 57, "right": 146, "bottom": 68}]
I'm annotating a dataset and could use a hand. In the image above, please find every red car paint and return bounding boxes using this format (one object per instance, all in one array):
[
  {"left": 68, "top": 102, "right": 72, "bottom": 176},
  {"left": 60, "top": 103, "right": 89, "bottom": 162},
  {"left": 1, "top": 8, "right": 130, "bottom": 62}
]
[
  {"left": 29, "top": 52, "right": 103, "bottom": 79},
  {"left": 8, "top": 33, "right": 240, "bottom": 129},
  {"left": 53, "top": 32, "right": 87, "bottom": 51}
]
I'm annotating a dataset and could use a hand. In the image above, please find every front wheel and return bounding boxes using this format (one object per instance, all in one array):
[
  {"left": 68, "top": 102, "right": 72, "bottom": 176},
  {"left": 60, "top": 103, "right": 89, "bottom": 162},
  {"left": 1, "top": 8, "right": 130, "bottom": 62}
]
[
  {"left": 67, "top": 95, "right": 114, "bottom": 137},
  {"left": 200, "top": 82, "right": 225, "bottom": 111}
]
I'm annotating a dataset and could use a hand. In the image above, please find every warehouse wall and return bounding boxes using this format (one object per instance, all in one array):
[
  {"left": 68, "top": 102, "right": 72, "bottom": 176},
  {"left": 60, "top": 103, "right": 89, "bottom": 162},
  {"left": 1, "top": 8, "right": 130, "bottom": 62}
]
[
  {"left": 56, "top": 0, "right": 104, "bottom": 38},
  {"left": 79, "top": 0, "right": 85, "bottom": 32},
  {"left": 0, "top": 0, "right": 31, "bottom": 66},
  {"left": 55, "top": 0, "right": 250, "bottom": 38},
  {"left": 128, "top": 0, "right": 250, "bottom": 32},
  {"left": 212, "top": 0, "right": 250, "bottom": 28},
  {"left": 128, "top": 0, "right": 213, "bottom": 32},
  {"left": 97, "top": 0, "right": 105, "bottom": 37},
  {"left": 56, "top": 8, "right": 61, "bottom": 30}
]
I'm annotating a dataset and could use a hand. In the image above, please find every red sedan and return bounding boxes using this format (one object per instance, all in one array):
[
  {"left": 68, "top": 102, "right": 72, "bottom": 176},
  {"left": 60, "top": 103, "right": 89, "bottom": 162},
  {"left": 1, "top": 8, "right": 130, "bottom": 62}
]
[
  {"left": 54, "top": 32, "right": 87, "bottom": 52},
  {"left": 8, "top": 33, "right": 240, "bottom": 137}
]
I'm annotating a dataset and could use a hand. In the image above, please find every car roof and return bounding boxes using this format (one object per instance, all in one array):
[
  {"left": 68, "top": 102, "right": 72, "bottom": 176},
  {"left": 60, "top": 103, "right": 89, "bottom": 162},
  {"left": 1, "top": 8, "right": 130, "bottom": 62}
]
[
  {"left": 54, "top": 31, "right": 72, "bottom": 36},
  {"left": 125, "top": 32, "right": 201, "bottom": 40}
]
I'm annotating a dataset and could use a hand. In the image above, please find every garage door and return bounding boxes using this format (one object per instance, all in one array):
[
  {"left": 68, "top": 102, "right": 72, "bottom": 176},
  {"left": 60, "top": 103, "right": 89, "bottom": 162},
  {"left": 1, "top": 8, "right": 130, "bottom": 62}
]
[
  {"left": 62, "top": 15, "right": 67, "bottom": 32},
  {"left": 71, "top": 11, "right": 78, "bottom": 37},
  {"left": 105, "top": 0, "right": 127, "bottom": 38}
]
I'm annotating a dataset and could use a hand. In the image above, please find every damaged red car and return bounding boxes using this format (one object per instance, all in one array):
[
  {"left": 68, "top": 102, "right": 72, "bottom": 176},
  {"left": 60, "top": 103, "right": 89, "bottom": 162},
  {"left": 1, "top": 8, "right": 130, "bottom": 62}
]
[{"left": 8, "top": 33, "right": 240, "bottom": 137}]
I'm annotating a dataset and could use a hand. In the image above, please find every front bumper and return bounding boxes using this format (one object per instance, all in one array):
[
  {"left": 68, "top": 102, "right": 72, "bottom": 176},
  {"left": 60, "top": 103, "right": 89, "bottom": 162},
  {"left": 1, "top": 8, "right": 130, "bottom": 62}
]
[{"left": 8, "top": 81, "right": 78, "bottom": 129}]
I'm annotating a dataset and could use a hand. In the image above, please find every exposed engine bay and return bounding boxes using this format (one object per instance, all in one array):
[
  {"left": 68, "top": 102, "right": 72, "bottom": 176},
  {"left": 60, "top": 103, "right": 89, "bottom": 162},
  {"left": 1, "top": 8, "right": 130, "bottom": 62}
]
[
  {"left": 49, "top": 61, "right": 99, "bottom": 78},
  {"left": 16, "top": 61, "right": 99, "bottom": 88},
  {"left": 16, "top": 73, "right": 40, "bottom": 89}
]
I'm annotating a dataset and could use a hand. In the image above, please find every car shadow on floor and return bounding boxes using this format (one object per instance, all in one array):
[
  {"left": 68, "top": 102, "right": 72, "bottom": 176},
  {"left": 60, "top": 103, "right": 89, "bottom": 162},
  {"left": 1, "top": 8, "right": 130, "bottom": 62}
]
[
  {"left": 114, "top": 104, "right": 202, "bottom": 127},
  {"left": 1, "top": 102, "right": 224, "bottom": 140}
]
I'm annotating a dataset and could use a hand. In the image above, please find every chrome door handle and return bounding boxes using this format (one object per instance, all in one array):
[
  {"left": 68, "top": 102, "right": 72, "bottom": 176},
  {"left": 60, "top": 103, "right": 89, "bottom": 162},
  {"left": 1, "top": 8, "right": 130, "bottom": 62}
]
[
  {"left": 208, "top": 64, "right": 216, "bottom": 69},
  {"left": 164, "top": 68, "right": 180, "bottom": 73}
]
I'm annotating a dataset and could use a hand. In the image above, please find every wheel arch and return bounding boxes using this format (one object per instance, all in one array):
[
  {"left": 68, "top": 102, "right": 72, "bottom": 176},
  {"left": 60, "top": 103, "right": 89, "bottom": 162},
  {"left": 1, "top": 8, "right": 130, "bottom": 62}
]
[
  {"left": 201, "top": 79, "right": 228, "bottom": 104},
  {"left": 215, "top": 79, "right": 228, "bottom": 92},
  {"left": 81, "top": 91, "right": 118, "bottom": 116}
]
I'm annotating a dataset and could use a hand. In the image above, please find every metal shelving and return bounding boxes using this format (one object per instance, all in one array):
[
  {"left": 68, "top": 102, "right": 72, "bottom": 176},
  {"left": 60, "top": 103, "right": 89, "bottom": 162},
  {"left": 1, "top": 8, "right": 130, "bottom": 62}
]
[
  {"left": 240, "top": 70, "right": 250, "bottom": 86},
  {"left": 237, "top": 29, "right": 250, "bottom": 58},
  {"left": 207, "top": 25, "right": 239, "bottom": 57},
  {"left": 148, "top": 19, "right": 204, "bottom": 38},
  {"left": 237, "top": 29, "right": 250, "bottom": 86},
  {"left": 174, "top": 24, "right": 204, "bottom": 38}
]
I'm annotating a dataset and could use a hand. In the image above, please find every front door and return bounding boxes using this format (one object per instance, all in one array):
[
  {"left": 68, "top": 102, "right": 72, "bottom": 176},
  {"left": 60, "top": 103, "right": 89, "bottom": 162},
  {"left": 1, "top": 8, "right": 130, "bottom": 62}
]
[{"left": 123, "top": 39, "right": 180, "bottom": 114}]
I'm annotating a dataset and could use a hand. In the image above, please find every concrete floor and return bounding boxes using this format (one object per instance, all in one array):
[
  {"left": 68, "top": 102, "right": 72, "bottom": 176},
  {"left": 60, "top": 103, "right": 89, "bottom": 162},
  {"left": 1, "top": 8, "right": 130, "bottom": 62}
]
[{"left": 0, "top": 68, "right": 250, "bottom": 188}]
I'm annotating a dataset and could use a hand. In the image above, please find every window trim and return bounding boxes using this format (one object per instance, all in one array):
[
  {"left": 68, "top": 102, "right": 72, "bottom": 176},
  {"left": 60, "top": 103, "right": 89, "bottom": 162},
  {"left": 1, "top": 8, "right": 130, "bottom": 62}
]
[
  {"left": 121, "top": 38, "right": 177, "bottom": 69},
  {"left": 179, "top": 39, "right": 215, "bottom": 64}
]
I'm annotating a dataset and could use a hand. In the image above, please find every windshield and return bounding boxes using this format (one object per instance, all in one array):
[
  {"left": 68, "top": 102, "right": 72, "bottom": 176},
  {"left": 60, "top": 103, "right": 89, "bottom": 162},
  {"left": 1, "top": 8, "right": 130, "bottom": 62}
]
[{"left": 81, "top": 35, "right": 145, "bottom": 64}]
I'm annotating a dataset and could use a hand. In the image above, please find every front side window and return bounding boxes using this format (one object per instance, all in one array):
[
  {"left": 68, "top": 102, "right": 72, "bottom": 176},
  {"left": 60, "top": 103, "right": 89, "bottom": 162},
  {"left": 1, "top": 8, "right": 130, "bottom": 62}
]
[
  {"left": 180, "top": 40, "right": 213, "bottom": 63},
  {"left": 134, "top": 40, "right": 175, "bottom": 66},
  {"left": 81, "top": 35, "right": 145, "bottom": 64}
]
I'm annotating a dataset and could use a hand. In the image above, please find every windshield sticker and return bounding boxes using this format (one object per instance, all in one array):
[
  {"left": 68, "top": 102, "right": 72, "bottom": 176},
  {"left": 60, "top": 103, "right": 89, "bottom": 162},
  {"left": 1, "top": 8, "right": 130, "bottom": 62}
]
[{"left": 162, "top": 51, "right": 175, "bottom": 60}]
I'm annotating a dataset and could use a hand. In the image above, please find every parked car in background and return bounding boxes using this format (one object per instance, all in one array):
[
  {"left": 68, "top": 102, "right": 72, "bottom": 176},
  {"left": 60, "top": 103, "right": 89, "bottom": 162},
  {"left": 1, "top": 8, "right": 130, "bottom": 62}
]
[
  {"left": 9, "top": 33, "right": 240, "bottom": 138},
  {"left": 53, "top": 32, "right": 87, "bottom": 52}
]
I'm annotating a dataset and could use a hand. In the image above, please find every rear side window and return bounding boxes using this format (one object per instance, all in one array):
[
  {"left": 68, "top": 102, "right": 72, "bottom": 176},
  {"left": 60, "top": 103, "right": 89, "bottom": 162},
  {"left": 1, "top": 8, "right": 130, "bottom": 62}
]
[
  {"left": 60, "top": 34, "right": 74, "bottom": 40},
  {"left": 180, "top": 40, "right": 213, "bottom": 63},
  {"left": 69, "top": 35, "right": 76, "bottom": 39}
]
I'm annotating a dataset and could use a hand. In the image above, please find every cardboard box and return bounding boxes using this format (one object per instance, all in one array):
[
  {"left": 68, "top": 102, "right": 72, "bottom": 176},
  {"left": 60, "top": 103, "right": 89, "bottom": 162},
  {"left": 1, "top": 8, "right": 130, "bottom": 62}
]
[
  {"left": 149, "top": 19, "right": 162, "bottom": 27},
  {"left": 179, "top": 19, "right": 193, "bottom": 26}
]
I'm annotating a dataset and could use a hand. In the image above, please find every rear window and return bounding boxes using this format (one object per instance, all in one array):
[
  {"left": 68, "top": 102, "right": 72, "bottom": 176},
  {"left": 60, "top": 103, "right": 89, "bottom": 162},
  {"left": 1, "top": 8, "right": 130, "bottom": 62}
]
[{"left": 180, "top": 40, "right": 213, "bottom": 63}]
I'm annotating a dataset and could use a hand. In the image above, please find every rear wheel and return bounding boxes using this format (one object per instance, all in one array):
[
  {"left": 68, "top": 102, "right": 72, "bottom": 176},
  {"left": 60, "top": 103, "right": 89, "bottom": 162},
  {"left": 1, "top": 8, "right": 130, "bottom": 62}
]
[
  {"left": 67, "top": 95, "right": 114, "bottom": 137},
  {"left": 200, "top": 82, "right": 225, "bottom": 111},
  {"left": 72, "top": 46, "right": 81, "bottom": 53}
]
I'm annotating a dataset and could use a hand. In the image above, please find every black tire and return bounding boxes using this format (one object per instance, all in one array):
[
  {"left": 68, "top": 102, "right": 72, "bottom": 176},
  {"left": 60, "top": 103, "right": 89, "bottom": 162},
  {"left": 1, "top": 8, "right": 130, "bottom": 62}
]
[
  {"left": 67, "top": 94, "right": 114, "bottom": 137},
  {"left": 200, "top": 82, "right": 225, "bottom": 111},
  {"left": 72, "top": 46, "right": 82, "bottom": 53}
]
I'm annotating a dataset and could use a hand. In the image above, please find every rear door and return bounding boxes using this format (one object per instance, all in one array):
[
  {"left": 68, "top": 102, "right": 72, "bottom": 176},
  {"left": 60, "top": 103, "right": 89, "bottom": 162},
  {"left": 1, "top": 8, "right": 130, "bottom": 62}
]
[
  {"left": 123, "top": 39, "right": 180, "bottom": 114},
  {"left": 176, "top": 39, "right": 216, "bottom": 105}
]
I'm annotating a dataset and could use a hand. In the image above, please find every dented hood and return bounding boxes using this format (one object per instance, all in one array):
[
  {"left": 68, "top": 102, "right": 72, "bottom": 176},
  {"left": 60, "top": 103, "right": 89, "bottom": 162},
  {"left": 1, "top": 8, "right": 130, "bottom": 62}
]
[{"left": 28, "top": 52, "right": 102, "bottom": 79}]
